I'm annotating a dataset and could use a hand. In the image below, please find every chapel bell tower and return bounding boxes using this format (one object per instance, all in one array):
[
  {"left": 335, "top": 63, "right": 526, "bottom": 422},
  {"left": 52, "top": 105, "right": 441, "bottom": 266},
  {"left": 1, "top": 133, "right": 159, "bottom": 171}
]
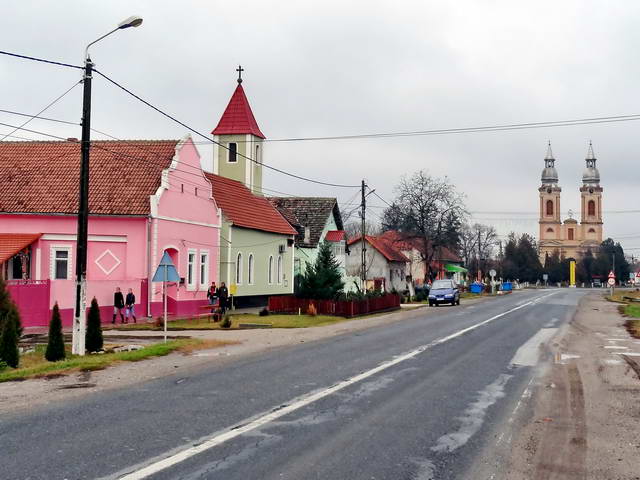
[
  {"left": 539, "top": 142, "right": 562, "bottom": 241},
  {"left": 212, "top": 66, "right": 266, "bottom": 195},
  {"left": 579, "top": 142, "right": 603, "bottom": 243}
]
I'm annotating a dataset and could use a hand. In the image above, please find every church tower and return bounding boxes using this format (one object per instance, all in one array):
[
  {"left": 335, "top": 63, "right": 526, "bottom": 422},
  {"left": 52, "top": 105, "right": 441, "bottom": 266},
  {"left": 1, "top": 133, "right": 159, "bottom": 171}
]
[
  {"left": 538, "top": 142, "right": 562, "bottom": 244},
  {"left": 212, "top": 66, "right": 266, "bottom": 195},
  {"left": 579, "top": 142, "right": 603, "bottom": 245}
]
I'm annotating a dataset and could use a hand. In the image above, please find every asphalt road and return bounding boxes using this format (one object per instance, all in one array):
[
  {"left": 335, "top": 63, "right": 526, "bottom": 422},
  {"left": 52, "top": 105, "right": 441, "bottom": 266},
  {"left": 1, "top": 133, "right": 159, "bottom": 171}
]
[{"left": 0, "top": 289, "right": 584, "bottom": 480}]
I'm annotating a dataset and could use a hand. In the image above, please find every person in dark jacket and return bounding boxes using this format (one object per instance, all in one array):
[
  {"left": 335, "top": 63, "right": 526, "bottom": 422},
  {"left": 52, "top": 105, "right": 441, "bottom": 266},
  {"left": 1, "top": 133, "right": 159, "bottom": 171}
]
[
  {"left": 113, "top": 287, "right": 125, "bottom": 324},
  {"left": 218, "top": 282, "right": 229, "bottom": 314},
  {"left": 125, "top": 288, "right": 137, "bottom": 323}
]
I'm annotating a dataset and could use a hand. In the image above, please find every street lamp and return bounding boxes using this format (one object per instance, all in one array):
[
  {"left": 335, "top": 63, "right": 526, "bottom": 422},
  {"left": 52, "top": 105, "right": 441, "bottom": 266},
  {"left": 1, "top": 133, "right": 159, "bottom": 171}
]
[{"left": 72, "top": 16, "right": 143, "bottom": 355}]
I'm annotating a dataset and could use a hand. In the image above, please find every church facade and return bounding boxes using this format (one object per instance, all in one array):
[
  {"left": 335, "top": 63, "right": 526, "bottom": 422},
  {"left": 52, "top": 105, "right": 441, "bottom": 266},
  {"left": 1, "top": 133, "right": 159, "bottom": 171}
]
[{"left": 538, "top": 142, "right": 603, "bottom": 262}]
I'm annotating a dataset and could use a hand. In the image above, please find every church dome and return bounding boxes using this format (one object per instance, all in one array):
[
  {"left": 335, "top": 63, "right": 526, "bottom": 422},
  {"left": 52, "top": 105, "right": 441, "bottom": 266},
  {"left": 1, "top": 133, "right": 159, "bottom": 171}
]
[
  {"left": 582, "top": 142, "right": 600, "bottom": 184},
  {"left": 541, "top": 141, "right": 558, "bottom": 185}
]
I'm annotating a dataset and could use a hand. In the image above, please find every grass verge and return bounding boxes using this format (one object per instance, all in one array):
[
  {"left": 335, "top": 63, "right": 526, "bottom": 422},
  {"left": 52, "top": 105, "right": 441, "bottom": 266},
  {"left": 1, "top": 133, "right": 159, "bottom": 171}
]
[{"left": 0, "top": 338, "right": 235, "bottom": 383}]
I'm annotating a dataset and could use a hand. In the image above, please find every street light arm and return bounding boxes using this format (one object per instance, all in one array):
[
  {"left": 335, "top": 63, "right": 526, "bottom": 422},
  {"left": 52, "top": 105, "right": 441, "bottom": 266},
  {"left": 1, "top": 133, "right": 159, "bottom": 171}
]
[{"left": 84, "top": 27, "right": 120, "bottom": 60}]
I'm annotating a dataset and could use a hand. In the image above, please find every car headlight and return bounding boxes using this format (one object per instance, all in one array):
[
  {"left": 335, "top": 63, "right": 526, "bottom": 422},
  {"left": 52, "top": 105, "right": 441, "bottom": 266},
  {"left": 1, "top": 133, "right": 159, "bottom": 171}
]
[
  {"left": 445, "top": 294, "right": 453, "bottom": 298},
  {"left": 428, "top": 295, "right": 436, "bottom": 299}
]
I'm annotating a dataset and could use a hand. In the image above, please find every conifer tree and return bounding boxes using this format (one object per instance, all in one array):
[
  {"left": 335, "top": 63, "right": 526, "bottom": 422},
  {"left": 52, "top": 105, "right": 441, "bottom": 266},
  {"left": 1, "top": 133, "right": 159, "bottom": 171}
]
[
  {"left": 0, "top": 276, "right": 22, "bottom": 337},
  {"left": 85, "top": 297, "right": 103, "bottom": 353},
  {"left": 0, "top": 311, "right": 19, "bottom": 368},
  {"left": 298, "top": 241, "right": 344, "bottom": 300},
  {"left": 45, "top": 303, "right": 65, "bottom": 361}
]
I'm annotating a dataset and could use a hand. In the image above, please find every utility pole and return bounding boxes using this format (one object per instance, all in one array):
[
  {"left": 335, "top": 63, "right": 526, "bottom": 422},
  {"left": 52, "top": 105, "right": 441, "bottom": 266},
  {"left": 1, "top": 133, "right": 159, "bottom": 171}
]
[
  {"left": 360, "top": 179, "right": 367, "bottom": 291},
  {"left": 72, "top": 56, "right": 93, "bottom": 356},
  {"left": 477, "top": 227, "right": 482, "bottom": 282}
]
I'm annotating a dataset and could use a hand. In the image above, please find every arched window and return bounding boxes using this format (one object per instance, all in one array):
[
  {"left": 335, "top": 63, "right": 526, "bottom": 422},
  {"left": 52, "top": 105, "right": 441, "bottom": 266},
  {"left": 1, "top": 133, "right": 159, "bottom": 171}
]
[
  {"left": 588, "top": 200, "right": 596, "bottom": 216},
  {"left": 248, "top": 254, "right": 254, "bottom": 285},
  {"left": 546, "top": 228, "right": 554, "bottom": 233},
  {"left": 268, "top": 256, "right": 273, "bottom": 284},
  {"left": 236, "top": 252, "right": 243, "bottom": 284},
  {"left": 277, "top": 255, "right": 283, "bottom": 284},
  {"left": 546, "top": 199, "right": 554, "bottom": 216}
]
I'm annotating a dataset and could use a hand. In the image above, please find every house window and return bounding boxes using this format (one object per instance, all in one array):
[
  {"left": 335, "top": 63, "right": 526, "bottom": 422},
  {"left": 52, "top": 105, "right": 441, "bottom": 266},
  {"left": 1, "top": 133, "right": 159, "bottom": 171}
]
[
  {"left": 248, "top": 254, "right": 254, "bottom": 285},
  {"left": 588, "top": 200, "right": 596, "bottom": 216},
  {"left": 277, "top": 255, "right": 283, "bottom": 284},
  {"left": 546, "top": 199, "right": 554, "bottom": 216},
  {"left": 199, "top": 251, "right": 209, "bottom": 288},
  {"left": 236, "top": 252, "right": 243, "bottom": 284},
  {"left": 268, "top": 255, "right": 273, "bottom": 284},
  {"left": 51, "top": 247, "right": 71, "bottom": 280},
  {"left": 187, "top": 250, "right": 196, "bottom": 289},
  {"left": 568, "top": 228, "right": 574, "bottom": 240},
  {"left": 228, "top": 142, "right": 237, "bottom": 163}
]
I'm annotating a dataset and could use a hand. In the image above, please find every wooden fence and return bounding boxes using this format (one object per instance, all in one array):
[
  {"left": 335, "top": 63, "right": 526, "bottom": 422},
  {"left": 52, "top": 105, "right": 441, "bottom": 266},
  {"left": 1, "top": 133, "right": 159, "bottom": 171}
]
[{"left": 268, "top": 293, "right": 401, "bottom": 318}]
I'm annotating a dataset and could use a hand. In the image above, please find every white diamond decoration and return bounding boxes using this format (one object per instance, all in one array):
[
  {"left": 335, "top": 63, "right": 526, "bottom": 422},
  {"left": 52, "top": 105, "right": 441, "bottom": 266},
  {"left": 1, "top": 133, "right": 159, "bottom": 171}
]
[{"left": 95, "top": 249, "right": 121, "bottom": 276}]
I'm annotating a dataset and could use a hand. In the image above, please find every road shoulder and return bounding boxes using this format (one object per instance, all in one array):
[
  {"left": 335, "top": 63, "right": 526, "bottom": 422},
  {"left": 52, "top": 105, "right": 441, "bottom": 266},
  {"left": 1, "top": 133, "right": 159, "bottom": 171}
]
[{"left": 506, "top": 292, "right": 640, "bottom": 479}]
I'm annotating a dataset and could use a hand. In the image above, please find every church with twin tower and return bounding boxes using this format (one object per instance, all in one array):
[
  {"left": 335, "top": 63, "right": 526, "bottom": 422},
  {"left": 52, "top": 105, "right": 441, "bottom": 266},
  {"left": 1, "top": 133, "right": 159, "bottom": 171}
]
[{"left": 538, "top": 142, "right": 604, "bottom": 262}]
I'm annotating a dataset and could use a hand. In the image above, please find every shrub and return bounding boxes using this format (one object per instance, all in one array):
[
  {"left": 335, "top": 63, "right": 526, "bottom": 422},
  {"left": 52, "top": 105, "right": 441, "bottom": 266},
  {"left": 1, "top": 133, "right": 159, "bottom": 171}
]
[
  {"left": 0, "top": 311, "right": 19, "bottom": 368},
  {"left": 307, "top": 303, "right": 317, "bottom": 317},
  {"left": 45, "top": 303, "right": 65, "bottom": 362},
  {"left": 85, "top": 297, "right": 103, "bottom": 353},
  {"left": 0, "top": 276, "right": 22, "bottom": 338},
  {"left": 0, "top": 360, "right": 7, "bottom": 371},
  {"left": 221, "top": 314, "right": 232, "bottom": 329},
  {"left": 259, "top": 307, "right": 269, "bottom": 317}
]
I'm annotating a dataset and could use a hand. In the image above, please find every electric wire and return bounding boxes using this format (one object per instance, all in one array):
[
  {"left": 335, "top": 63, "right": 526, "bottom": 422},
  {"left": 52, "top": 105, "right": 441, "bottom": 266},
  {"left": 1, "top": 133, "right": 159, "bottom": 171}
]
[{"left": 0, "top": 50, "right": 83, "bottom": 70}]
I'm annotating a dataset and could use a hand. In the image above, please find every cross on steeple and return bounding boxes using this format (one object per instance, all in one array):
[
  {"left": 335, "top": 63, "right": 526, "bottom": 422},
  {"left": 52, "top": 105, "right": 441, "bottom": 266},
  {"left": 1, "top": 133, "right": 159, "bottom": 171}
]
[{"left": 236, "top": 65, "right": 244, "bottom": 84}]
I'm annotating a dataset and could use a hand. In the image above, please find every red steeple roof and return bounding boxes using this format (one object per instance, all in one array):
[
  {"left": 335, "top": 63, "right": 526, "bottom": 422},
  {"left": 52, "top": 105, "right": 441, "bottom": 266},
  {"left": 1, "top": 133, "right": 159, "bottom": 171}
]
[{"left": 212, "top": 84, "right": 266, "bottom": 139}]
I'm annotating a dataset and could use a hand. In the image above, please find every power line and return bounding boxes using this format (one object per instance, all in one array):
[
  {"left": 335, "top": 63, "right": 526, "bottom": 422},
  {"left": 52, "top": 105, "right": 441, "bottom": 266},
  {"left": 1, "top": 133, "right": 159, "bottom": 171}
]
[
  {"left": 0, "top": 109, "right": 78, "bottom": 126},
  {"left": 0, "top": 49, "right": 83, "bottom": 70},
  {"left": 93, "top": 69, "right": 360, "bottom": 188},
  {"left": 0, "top": 81, "right": 81, "bottom": 142}
]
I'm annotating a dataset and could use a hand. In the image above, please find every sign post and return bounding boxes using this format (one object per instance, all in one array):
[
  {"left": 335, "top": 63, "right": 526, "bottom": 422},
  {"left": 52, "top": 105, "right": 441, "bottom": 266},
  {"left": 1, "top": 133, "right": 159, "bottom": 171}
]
[
  {"left": 543, "top": 273, "right": 549, "bottom": 287},
  {"left": 152, "top": 252, "right": 180, "bottom": 343},
  {"left": 489, "top": 269, "right": 496, "bottom": 294},
  {"left": 607, "top": 270, "right": 616, "bottom": 296}
]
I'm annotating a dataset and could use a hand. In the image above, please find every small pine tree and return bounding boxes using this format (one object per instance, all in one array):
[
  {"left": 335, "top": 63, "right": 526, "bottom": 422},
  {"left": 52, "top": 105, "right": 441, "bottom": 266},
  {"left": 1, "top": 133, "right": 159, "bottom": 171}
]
[
  {"left": 0, "top": 311, "right": 19, "bottom": 368},
  {"left": 0, "top": 276, "right": 22, "bottom": 338},
  {"left": 85, "top": 297, "right": 103, "bottom": 353},
  {"left": 298, "top": 241, "right": 345, "bottom": 300},
  {"left": 45, "top": 303, "right": 65, "bottom": 361}
]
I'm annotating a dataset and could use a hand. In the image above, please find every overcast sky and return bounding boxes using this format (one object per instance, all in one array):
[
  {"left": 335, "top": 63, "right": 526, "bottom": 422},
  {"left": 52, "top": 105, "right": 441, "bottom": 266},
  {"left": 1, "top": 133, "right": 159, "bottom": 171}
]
[{"left": 2, "top": 1, "right": 639, "bottom": 257}]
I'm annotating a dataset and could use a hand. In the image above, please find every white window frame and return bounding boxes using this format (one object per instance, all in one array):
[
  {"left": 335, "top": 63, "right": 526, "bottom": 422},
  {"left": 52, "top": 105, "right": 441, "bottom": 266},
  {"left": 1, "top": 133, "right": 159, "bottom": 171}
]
[
  {"left": 236, "top": 252, "right": 243, "bottom": 285},
  {"left": 50, "top": 245, "right": 72, "bottom": 280},
  {"left": 248, "top": 253, "right": 254, "bottom": 285},
  {"left": 277, "top": 254, "right": 283, "bottom": 285},
  {"left": 268, "top": 255, "right": 274, "bottom": 285},
  {"left": 227, "top": 142, "right": 238, "bottom": 163},
  {"left": 199, "top": 250, "right": 209, "bottom": 289},
  {"left": 187, "top": 248, "right": 197, "bottom": 290}
]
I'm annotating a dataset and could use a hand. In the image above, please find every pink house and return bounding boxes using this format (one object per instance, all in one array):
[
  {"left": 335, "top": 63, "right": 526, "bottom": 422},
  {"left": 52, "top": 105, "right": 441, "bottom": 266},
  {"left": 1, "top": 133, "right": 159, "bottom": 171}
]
[{"left": 0, "top": 136, "right": 220, "bottom": 327}]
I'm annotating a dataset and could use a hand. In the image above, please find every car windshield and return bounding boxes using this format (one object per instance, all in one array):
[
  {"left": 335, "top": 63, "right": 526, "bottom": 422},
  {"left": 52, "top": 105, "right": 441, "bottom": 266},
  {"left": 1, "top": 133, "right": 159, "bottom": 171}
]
[{"left": 432, "top": 280, "right": 453, "bottom": 289}]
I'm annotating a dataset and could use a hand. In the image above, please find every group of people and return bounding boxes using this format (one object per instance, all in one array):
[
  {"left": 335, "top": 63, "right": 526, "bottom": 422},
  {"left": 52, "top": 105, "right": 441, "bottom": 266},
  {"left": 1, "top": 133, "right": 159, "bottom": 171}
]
[
  {"left": 206, "top": 281, "right": 230, "bottom": 314},
  {"left": 112, "top": 287, "right": 136, "bottom": 324},
  {"left": 111, "top": 282, "right": 230, "bottom": 324}
]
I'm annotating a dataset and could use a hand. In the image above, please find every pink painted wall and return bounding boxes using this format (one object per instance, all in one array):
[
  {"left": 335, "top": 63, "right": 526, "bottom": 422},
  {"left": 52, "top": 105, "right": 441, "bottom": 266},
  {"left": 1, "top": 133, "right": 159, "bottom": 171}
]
[{"left": 1, "top": 135, "right": 221, "bottom": 327}]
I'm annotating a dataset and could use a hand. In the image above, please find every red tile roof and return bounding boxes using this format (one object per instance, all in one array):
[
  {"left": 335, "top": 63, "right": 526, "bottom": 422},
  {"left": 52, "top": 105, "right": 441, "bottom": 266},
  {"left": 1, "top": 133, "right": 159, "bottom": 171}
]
[
  {"left": 0, "top": 140, "right": 179, "bottom": 215},
  {"left": 324, "top": 230, "right": 345, "bottom": 242},
  {"left": 0, "top": 233, "right": 42, "bottom": 263},
  {"left": 205, "top": 173, "right": 296, "bottom": 235},
  {"left": 348, "top": 235, "right": 409, "bottom": 262},
  {"left": 379, "top": 230, "right": 462, "bottom": 263},
  {"left": 212, "top": 84, "right": 266, "bottom": 139}
]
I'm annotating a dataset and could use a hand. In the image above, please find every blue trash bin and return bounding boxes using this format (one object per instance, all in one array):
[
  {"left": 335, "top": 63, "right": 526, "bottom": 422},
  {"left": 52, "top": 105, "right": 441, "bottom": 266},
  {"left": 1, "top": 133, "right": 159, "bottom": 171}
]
[
  {"left": 502, "top": 282, "right": 512, "bottom": 292},
  {"left": 470, "top": 283, "right": 483, "bottom": 294}
]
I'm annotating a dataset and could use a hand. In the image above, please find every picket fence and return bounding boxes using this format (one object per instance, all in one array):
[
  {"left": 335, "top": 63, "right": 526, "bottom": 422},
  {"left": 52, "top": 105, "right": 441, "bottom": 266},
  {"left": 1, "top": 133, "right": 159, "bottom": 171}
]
[{"left": 268, "top": 293, "right": 401, "bottom": 318}]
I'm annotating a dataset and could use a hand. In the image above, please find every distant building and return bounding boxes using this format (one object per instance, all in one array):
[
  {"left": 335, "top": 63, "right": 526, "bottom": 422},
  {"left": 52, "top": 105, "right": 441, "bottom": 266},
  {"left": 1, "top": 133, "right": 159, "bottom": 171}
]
[
  {"left": 347, "top": 235, "right": 410, "bottom": 292},
  {"left": 538, "top": 142, "right": 604, "bottom": 262}
]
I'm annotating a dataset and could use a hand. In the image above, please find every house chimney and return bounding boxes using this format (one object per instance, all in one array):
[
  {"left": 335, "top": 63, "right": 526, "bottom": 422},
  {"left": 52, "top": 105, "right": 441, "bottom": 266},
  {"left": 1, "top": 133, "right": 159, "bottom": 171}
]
[{"left": 66, "top": 137, "right": 79, "bottom": 142}]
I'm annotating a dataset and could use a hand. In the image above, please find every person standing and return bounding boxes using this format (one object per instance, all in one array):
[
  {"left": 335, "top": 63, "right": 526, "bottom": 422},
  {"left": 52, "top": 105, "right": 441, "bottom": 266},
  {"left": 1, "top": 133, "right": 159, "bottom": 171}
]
[
  {"left": 113, "top": 287, "right": 125, "bottom": 324},
  {"left": 207, "top": 281, "right": 218, "bottom": 311},
  {"left": 218, "top": 282, "right": 229, "bottom": 314},
  {"left": 125, "top": 288, "right": 137, "bottom": 323}
]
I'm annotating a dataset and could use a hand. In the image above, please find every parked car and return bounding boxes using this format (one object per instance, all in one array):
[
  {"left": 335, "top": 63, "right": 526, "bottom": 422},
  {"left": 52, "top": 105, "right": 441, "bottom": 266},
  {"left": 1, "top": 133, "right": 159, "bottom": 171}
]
[
  {"left": 428, "top": 279, "right": 460, "bottom": 306},
  {"left": 592, "top": 279, "right": 602, "bottom": 288}
]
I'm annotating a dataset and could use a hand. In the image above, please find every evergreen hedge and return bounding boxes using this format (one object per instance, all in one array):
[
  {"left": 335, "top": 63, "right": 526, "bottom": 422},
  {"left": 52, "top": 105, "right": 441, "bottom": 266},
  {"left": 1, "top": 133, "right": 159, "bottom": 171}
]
[
  {"left": 85, "top": 297, "right": 103, "bottom": 353},
  {"left": 45, "top": 303, "right": 66, "bottom": 361}
]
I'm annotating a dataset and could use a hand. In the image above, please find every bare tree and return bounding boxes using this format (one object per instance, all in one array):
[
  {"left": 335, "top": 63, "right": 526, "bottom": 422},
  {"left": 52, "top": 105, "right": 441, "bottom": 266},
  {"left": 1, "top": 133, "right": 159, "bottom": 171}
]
[
  {"left": 460, "top": 223, "right": 498, "bottom": 279},
  {"left": 382, "top": 170, "right": 467, "bottom": 282}
]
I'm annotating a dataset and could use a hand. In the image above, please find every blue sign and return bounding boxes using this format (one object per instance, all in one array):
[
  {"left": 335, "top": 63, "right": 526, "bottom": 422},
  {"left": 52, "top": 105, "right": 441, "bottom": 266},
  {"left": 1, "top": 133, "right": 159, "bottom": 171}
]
[{"left": 152, "top": 252, "right": 180, "bottom": 283}]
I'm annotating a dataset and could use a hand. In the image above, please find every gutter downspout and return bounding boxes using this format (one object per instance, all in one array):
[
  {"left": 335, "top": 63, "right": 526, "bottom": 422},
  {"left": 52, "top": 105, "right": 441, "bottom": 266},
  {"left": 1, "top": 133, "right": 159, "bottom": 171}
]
[{"left": 147, "top": 215, "right": 152, "bottom": 317}]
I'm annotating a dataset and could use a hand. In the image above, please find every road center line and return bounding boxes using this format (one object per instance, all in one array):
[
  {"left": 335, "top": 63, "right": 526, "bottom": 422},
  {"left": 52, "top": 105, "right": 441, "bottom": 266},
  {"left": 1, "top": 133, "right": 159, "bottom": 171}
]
[{"left": 116, "top": 293, "right": 555, "bottom": 480}]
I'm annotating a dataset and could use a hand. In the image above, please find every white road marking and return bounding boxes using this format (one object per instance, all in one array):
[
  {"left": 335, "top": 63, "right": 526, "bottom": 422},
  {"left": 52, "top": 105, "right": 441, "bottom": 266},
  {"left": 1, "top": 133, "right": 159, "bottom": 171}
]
[
  {"left": 614, "top": 352, "right": 640, "bottom": 356},
  {"left": 604, "top": 346, "right": 628, "bottom": 350},
  {"left": 116, "top": 292, "right": 556, "bottom": 480},
  {"left": 510, "top": 328, "right": 558, "bottom": 366}
]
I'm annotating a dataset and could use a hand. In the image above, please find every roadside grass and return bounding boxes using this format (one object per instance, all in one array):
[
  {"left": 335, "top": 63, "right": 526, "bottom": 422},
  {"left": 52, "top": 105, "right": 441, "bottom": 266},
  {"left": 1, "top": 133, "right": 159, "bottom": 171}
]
[
  {"left": 607, "top": 290, "right": 640, "bottom": 303},
  {"left": 0, "top": 338, "right": 235, "bottom": 383},
  {"left": 107, "top": 312, "right": 396, "bottom": 331}
]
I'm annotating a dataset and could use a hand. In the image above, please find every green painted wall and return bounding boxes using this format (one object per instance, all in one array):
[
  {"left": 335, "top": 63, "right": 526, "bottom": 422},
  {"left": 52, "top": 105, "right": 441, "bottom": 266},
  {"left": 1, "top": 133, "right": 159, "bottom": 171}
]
[
  {"left": 216, "top": 134, "right": 264, "bottom": 195},
  {"left": 219, "top": 220, "right": 294, "bottom": 297}
]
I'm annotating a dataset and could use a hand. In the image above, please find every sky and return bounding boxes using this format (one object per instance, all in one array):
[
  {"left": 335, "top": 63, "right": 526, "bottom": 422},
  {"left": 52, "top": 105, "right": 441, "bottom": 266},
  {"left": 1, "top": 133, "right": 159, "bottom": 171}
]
[{"left": 1, "top": 1, "right": 639, "bottom": 258}]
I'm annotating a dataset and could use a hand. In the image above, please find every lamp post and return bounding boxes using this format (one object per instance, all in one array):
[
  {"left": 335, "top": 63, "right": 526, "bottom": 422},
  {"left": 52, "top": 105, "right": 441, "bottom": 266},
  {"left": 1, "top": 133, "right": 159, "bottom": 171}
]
[{"left": 72, "top": 16, "right": 143, "bottom": 355}]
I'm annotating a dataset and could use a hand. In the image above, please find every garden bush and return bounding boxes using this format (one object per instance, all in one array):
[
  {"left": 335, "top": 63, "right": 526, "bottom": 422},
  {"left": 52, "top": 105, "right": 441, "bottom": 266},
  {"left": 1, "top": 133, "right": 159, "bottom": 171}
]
[
  {"left": 221, "top": 314, "right": 232, "bottom": 329},
  {"left": 259, "top": 307, "right": 269, "bottom": 317},
  {"left": 45, "top": 303, "right": 65, "bottom": 362},
  {"left": 85, "top": 297, "right": 103, "bottom": 353}
]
